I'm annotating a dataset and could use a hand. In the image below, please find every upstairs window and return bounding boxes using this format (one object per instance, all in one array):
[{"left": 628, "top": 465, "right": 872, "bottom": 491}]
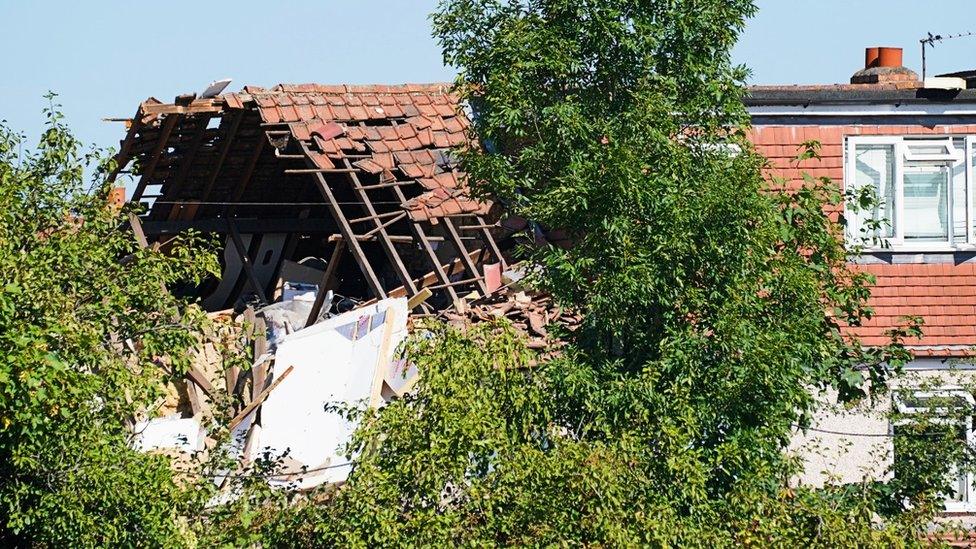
[{"left": 846, "top": 136, "right": 974, "bottom": 250}]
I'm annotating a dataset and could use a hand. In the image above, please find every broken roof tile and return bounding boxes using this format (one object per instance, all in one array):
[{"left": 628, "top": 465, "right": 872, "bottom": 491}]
[
  {"left": 403, "top": 187, "right": 492, "bottom": 222},
  {"left": 290, "top": 123, "right": 311, "bottom": 141},
  {"left": 353, "top": 158, "right": 385, "bottom": 174},
  {"left": 417, "top": 128, "right": 435, "bottom": 147},
  {"left": 259, "top": 106, "right": 282, "bottom": 124},
  {"left": 399, "top": 163, "right": 426, "bottom": 179},
  {"left": 373, "top": 152, "right": 395, "bottom": 170},
  {"left": 309, "top": 121, "right": 345, "bottom": 141},
  {"left": 308, "top": 151, "right": 335, "bottom": 170},
  {"left": 347, "top": 106, "right": 369, "bottom": 120},
  {"left": 395, "top": 125, "right": 417, "bottom": 139},
  {"left": 224, "top": 93, "right": 244, "bottom": 110}
]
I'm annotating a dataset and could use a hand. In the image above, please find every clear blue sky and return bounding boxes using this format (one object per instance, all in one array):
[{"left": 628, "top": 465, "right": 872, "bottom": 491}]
[{"left": 1, "top": 0, "right": 974, "bottom": 155}]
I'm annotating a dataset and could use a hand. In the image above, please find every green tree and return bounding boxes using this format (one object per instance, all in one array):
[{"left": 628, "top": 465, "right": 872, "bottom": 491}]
[
  {"left": 276, "top": 1, "right": 958, "bottom": 546},
  {"left": 0, "top": 97, "right": 219, "bottom": 547}
]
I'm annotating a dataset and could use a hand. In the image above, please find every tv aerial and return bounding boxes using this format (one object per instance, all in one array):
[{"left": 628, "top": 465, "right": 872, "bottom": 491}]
[{"left": 920, "top": 31, "right": 975, "bottom": 79}]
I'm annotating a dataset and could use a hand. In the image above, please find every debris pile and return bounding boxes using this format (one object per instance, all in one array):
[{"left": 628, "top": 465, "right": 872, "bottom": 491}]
[{"left": 444, "top": 287, "right": 581, "bottom": 363}]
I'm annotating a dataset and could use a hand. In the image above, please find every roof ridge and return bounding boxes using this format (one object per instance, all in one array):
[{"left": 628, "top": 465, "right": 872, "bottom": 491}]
[{"left": 264, "top": 83, "right": 455, "bottom": 94}]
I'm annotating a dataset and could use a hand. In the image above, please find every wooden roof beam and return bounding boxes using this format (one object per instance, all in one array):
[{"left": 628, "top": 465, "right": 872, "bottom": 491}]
[
  {"left": 131, "top": 114, "right": 179, "bottom": 203},
  {"left": 181, "top": 112, "right": 244, "bottom": 220}
]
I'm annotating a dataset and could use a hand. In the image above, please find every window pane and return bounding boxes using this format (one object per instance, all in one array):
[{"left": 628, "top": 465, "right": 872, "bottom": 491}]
[
  {"left": 904, "top": 169, "right": 949, "bottom": 241},
  {"left": 853, "top": 145, "right": 895, "bottom": 239},
  {"left": 953, "top": 161, "right": 968, "bottom": 244}
]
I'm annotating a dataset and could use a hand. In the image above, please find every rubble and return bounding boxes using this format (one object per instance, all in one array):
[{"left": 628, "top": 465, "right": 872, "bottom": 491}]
[{"left": 128, "top": 259, "right": 570, "bottom": 495}]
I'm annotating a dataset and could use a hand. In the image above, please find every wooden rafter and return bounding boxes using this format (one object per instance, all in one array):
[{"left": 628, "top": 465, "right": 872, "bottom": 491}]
[
  {"left": 299, "top": 141, "right": 386, "bottom": 299},
  {"left": 163, "top": 115, "right": 213, "bottom": 221},
  {"left": 106, "top": 107, "right": 145, "bottom": 186},
  {"left": 132, "top": 114, "right": 179, "bottom": 203},
  {"left": 227, "top": 219, "right": 269, "bottom": 305},
  {"left": 374, "top": 120, "right": 464, "bottom": 306},
  {"left": 340, "top": 157, "right": 419, "bottom": 298},
  {"left": 182, "top": 111, "right": 244, "bottom": 220},
  {"left": 304, "top": 240, "right": 345, "bottom": 328},
  {"left": 442, "top": 217, "right": 489, "bottom": 295},
  {"left": 474, "top": 215, "right": 507, "bottom": 270},
  {"left": 229, "top": 135, "right": 268, "bottom": 206}
]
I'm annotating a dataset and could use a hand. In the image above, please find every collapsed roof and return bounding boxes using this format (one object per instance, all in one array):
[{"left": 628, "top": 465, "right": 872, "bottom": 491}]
[{"left": 110, "top": 83, "right": 508, "bottom": 312}]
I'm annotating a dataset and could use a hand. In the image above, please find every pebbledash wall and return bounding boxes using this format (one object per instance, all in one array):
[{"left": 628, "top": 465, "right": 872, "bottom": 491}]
[{"left": 744, "top": 47, "right": 976, "bottom": 513}]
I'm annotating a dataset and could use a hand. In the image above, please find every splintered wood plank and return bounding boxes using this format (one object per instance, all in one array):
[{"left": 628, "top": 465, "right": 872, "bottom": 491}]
[
  {"left": 128, "top": 212, "right": 150, "bottom": 249},
  {"left": 369, "top": 311, "right": 397, "bottom": 409},
  {"left": 229, "top": 365, "right": 294, "bottom": 431},
  {"left": 304, "top": 240, "right": 345, "bottom": 328},
  {"left": 251, "top": 316, "right": 268, "bottom": 402},
  {"left": 186, "top": 364, "right": 216, "bottom": 398}
]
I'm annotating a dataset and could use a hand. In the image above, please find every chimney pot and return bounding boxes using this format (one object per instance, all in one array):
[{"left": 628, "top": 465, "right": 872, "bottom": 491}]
[
  {"left": 865, "top": 47, "right": 880, "bottom": 69},
  {"left": 878, "top": 47, "right": 903, "bottom": 68}
]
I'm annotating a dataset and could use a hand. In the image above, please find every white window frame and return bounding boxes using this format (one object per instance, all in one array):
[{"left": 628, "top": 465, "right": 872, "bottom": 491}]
[
  {"left": 894, "top": 388, "right": 976, "bottom": 512},
  {"left": 845, "top": 135, "right": 976, "bottom": 252}
]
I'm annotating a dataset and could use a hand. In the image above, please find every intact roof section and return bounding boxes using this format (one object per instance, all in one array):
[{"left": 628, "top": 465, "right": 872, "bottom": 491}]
[
  {"left": 748, "top": 123, "right": 976, "bottom": 356},
  {"left": 746, "top": 84, "right": 976, "bottom": 107},
  {"left": 854, "top": 263, "right": 976, "bottom": 354}
]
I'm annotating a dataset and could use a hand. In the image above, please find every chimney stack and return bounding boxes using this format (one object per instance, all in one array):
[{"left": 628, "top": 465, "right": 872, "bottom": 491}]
[{"left": 851, "top": 46, "right": 918, "bottom": 85}]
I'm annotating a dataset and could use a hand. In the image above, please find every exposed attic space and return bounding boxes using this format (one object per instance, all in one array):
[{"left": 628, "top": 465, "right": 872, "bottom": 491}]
[{"left": 109, "top": 84, "right": 510, "bottom": 314}]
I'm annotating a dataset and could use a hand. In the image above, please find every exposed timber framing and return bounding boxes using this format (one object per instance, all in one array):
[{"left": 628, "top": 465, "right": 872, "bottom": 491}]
[
  {"left": 132, "top": 114, "right": 179, "bottom": 203},
  {"left": 340, "top": 157, "right": 419, "bottom": 298},
  {"left": 182, "top": 111, "right": 244, "bottom": 220},
  {"left": 227, "top": 219, "right": 270, "bottom": 305},
  {"left": 299, "top": 141, "right": 386, "bottom": 299},
  {"left": 162, "top": 115, "right": 213, "bottom": 221}
]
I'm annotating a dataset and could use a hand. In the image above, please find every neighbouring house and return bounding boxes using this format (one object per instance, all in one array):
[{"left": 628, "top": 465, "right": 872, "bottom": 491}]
[
  {"left": 108, "top": 83, "right": 508, "bottom": 316},
  {"left": 745, "top": 46, "right": 976, "bottom": 516}
]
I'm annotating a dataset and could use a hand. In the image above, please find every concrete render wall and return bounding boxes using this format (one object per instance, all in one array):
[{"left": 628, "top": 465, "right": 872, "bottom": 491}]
[{"left": 790, "top": 360, "right": 976, "bottom": 488}]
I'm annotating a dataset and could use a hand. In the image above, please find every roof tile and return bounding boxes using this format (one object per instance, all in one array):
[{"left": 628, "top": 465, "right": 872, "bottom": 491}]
[{"left": 845, "top": 262, "right": 976, "bottom": 351}]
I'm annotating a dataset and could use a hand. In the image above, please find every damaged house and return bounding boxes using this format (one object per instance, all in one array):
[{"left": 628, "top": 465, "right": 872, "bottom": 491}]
[
  {"left": 110, "top": 82, "right": 571, "bottom": 489},
  {"left": 110, "top": 83, "right": 508, "bottom": 316}
]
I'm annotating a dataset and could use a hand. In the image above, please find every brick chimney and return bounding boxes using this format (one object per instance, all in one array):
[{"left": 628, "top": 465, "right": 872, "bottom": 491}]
[{"left": 851, "top": 46, "right": 919, "bottom": 85}]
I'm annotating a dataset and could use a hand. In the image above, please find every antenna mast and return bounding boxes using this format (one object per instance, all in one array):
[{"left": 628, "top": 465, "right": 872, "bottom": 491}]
[{"left": 920, "top": 30, "right": 975, "bottom": 79}]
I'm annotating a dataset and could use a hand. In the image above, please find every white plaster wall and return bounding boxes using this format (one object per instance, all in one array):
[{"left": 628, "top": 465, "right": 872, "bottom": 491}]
[{"left": 789, "top": 360, "right": 976, "bottom": 488}]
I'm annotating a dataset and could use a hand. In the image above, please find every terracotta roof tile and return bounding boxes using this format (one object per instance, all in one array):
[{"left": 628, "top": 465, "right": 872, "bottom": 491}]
[
  {"left": 353, "top": 158, "right": 385, "bottom": 174},
  {"left": 242, "top": 82, "right": 483, "bottom": 224},
  {"left": 259, "top": 106, "right": 281, "bottom": 124},
  {"left": 403, "top": 187, "right": 492, "bottom": 222},
  {"left": 844, "top": 263, "right": 976, "bottom": 353}
]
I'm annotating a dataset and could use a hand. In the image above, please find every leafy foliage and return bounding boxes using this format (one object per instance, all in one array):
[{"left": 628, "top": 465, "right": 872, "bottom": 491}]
[
  {"left": 2, "top": 3, "right": 970, "bottom": 546},
  {"left": 0, "top": 97, "right": 220, "bottom": 547},
  {"left": 264, "top": 1, "right": 962, "bottom": 546}
]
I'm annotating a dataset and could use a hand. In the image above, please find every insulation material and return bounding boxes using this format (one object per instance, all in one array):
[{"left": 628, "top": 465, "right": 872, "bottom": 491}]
[
  {"left": 257, "top": 297, "right": 408, "bottom": 488},
  {"left": 133, "top": 415, "right": 205, "bottom": 453}
]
